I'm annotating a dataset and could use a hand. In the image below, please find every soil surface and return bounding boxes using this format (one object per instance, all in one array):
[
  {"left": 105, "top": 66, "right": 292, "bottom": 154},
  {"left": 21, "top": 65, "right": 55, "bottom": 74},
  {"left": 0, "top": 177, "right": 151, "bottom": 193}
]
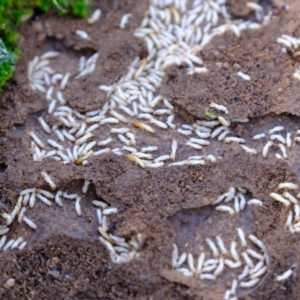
[{"left": 1, "top": 0, "right": 300, "bottom": 299}]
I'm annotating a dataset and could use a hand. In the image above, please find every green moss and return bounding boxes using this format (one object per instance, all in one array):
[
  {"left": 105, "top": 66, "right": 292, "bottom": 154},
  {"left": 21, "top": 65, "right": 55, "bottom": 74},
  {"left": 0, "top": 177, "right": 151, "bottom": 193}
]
[
  {"left": 204, "top": 109, "right": 216, "bottom": 120},
  {"left": 0, "top": 0, "right": 89, "bottom": 95}
]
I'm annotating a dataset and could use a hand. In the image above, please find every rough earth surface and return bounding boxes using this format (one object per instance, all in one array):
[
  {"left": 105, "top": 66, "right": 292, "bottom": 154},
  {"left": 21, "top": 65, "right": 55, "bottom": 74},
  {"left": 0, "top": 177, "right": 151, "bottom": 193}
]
[{"left": 1, "top": 0, "right": 300, "bottom": 299}]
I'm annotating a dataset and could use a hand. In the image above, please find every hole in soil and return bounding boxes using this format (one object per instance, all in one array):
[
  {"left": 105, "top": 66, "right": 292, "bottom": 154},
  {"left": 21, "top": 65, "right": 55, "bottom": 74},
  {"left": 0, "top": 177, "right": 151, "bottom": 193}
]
[{"left": 0, "top": 163, "right": 7, "bottom": 173}]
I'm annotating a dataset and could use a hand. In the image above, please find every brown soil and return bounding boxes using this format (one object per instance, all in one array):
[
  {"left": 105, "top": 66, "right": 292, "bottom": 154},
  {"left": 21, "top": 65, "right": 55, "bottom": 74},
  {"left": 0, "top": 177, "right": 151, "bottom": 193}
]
[{"left": 1, "top": 0, "right": 300, "bottom": 299}]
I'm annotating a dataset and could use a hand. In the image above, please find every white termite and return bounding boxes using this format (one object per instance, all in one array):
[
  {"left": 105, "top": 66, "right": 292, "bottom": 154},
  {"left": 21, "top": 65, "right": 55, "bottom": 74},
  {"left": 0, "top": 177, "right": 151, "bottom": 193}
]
[
  {"left": 248, "top": 199, "right": 263, "bottom": 206},
  {"left": 218, "top": 116, "right": 231, "bottom": 127},
  {"left": 239, "top": 278, "right": 260, "bottom": 288},
  {"left": 3, "top": 239, "right": 15, "bottom": 251},
  {"left": 216, "top": 236, "right": 227, "bottom": 255},
  {"left": 75, "top": 196, "right": 82, "bottom": 216},
  {"left": 211, "top": 126, "right": 226, "bottom": 138},
  {"left": 206, "top": 238, "right": 219, "bottom": 258},
  {"left": 150, "top": 118, "right": 168, "bottom": 129},
  {"left": 224, "top": 259, "right": 242, "bottom": 269},
  {"left": 209, "top": 102, "right": 228, "bottom": 114},
  {"left": 224, "top": 137, "right": 245, "bottom": 144},
  {"left": 141, "top": 146, "right": 158, "bottom": 152},
  {"left": 170, "top": 140, "right": 177, "bottom": 160},
  {"left": 253, "top": 133, "right": 266, "bottom": 140},
  {"left": 23, "top": 216, "right": 37, "bottom": 230},
  {"left": 283, "top": 192, "right": 298, "bottom": 204},
  {"left": 269, "top": 126, "right": 284, "bottom": 134},
  {"left": 286, "top": 133, "right": 292, "bottom": 147},
  {"left": 82, "top": 180, "right": 90, "bottom": 193},
  {"left": 278, "top": 182, "right": 298, "bottom": 190},
  {"left": 270, "top": 192, "right": 290, "bottom": 207},
  {"left": 88, "top": 9, "right": 101, "bottom": 24},
  {"left": 55, "top": 191, "right": 63, "bottom": 207},
  {"left": 215, "top": 205, "right": 235, "bottom": 215},
  {"left": 167, "top": 115, "right": 176, "bottom": 129},
  {"left": 186, "top": 142, "right": 202, "bottom": 150},
  {"left": 28, "top": 131, "right": 45, "bottom": 148},
  {"left": 236, "top": 228, "right": 247, "bottom": 247},
  {"left": 200, "top": 274, "right": 216, "bottom": 280},
  {"left": 76, "top": 29, "right": 90, "bottom": 40},
  {"left": 120, "top": 13, "right": 132, "bottom": 29},
  {"left": 276, "top": 269, "right": 293, "bottom": 281},
  {"left": 241, "top": 145, "right": 257, "bottom": 155},
  {"left": 100, "top": 117, "right": 119, "bottom": 125},
  {"left": 37, "top": 117, "right": 51, "bottom": 134},
  {"left": 103, "top": 208, "right": 118, "bottom": 215},
  {"left": 98, "top": 137, "right": 112, "bottom": 146},
  {"left": 278, "top": 143, "right": 288, "bottom": 158},
  {"left": 75, "top": 133, "right": 94, "bottom": 145},
  {"left": 262, "top": 141, "right": 273, "bottom": 158},
  {"left": 237, "top": 71, "right": 251, "bottom": 81}
]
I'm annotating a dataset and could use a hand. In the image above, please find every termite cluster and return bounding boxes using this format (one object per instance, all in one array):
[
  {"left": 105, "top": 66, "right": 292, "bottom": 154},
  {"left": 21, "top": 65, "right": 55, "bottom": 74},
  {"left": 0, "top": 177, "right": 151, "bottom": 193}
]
[
  {"left": 172, "top": 228, "right": 270, "bottom": 299},
  {"left": 270, "top": 182, "right": 300, "bottom": 233},
  {"left": 212, "top": 186, "right": 263, "bottom": 216}
]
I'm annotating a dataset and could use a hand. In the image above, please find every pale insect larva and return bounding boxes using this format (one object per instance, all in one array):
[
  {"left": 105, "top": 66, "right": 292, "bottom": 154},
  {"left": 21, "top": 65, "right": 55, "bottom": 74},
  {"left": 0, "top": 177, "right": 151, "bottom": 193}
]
[
  {"left": 125, "top": 132, "right": 136, "bottom": 146},
  {"left": 241, "top": 145, "right": 257, "bottom": 154},
  {"left": 186, "top": 160, "right": 205, "bottom": 165},
  {"left": 224, "top": 259, "right": 242, "bottom": 269},
  {"left": 38, "top": 189, "right": 54, "bottom": 198},
  {"left": 146, "top": 162, "right": 164, "bottom": 168},
  {"left": 283, "top": 192, "right": 298, "bottom": 204},
  {"left": 126, "top": 154, "right": 145, "bottom": 168},
  {"left": 3, "top": 239, "right": 15, "bottom": 251},
  {"left": 118, "top": 134, "right": 131, "bottom": 146},
  {"left": 103, "top": 208, "right": 118, "bottom": 215},
  {"left": 76, "top": 29, "right": 90, "bottom": 40},
  {"left": 100, "top": 117, "right": 119, "bottom": 125},
  {"left": 51, "top": 73, "right": 63, "bottom": 85},
  {"left": 75, "top": 133, "right": 94, "bottom": 145},
  {"left": 239, "top": 278, "right": 260, "bottom": 288},
  {"left": 242, "top": 252, "right": 254, "bottom": 269},
  {"left": 20, "top": 188, "right": 36, "bottom": 195},
  {"left": 23, "top": 216, "right": 37, "bottom": 230},
  {"left": 276, "top": 269, "right": 293, "bottom": 281},
  {"left": 269, "top": 126, "right": 284, "bottom": 134},
  {"left": 270, "top": 134, "right": 286, "bottom": 144},
  {"left": 54, "top": 130, "right": 65, "bottom": 142},
  {"left": 122, "top": 146, "right": 137, "bottom": 153},
  {"left": 177, "top": 128, "right": 192, "bottom": 135},
  {"left": 236, "top": 228, "right": 247, "bottom": 247},
  {"left": 286, "top": 132, "right": 292, "bottom": 147},
  {"left": 215, "top": 205, "right": 235, "bottom": 215},
  {"left": 167, "top": 115, "right": 176, "bottom": 129},
  {"left": 247, "top": 248, "right": 264, "bottom": 261},
  {"left": 150, "top": 118, "right": 168, "bottom": 129},
  {"left": 206, "top": 238, "right": 219, "bottom": 258},
  {"left": 111, "top": 127, "right": 129, "bottom": 134},
  {"left": 216, "top": 236, "right": 228, "bottom": 255},
  {"left": 29, "top": 192, "right": 36, "bottom": 208},
  {"left": 75, "top": 196, "right": 82, "bottom": 216},
  {"left": 189, "top": 138, "right": 210, "bottom": 145},
  {"left": 195, "top": 130, "right": 210, "bottom": 139},
  {"left": 270, "top": 192, "right": 291, "bottom": 207},
  {"left": 170, "top": 139, "right": 177, "bottom": 160},
  {"left": 47, "top": 139, "right": 64, "bottom": 151},
  {"left": 41, "top": 171, "right": 56, "bottom": 190},
  {"left": 133, "top": 152, "right": 153, "bottom": 159},
  {"left": 213, "top": 258, "right": 224, "bottom": 277},
  {"left": 120, "top": 13, "right": 132, "bottom": 29},
  {"left": 62, "top": 129, "right": 76, "bottom": 142},
  {"left": 141, "top": 146, "right": 158, "bottom": 152},
  {"left": 11, "top": 237, "right": 24, "bottom": 249},
  {"left": 93, "top": 148, "right": 111, "bottom": 156},
  {"left": 200, "top": 274, "right": 216, "bottom": 280},
  {"left": 253, "top": 133, "right": 266, "bottom": 140},
  {"left": 134, "top": 122, "right": 155, "bottom": 133},
  {"left": 209, "top": 102, "right": 228, "bottom": 114},
  {"left": 154, "top": 155, "right": 170, "bottom": 163},
  {"left": 57, "top": 91, "right": 66, "bottom": 105},
  {"left": 60, "top": 73, "right": 71, "bottom": 90},
  {"left": 278, "top": 143, "right": 288, "bottom": 158},
  {"left": 0, "top": 235, "right": 7, "bottom": 249},
  {"left": 248, "top": 199, "right": 263, "bottom": 206},
  {"left": 109, "top": 110, "right": 128, "bottom": 123},
  {"left": 92, "top": 200, "right": 108, "bottom": 208},
  {"left": 237, "top": 71, "right": 251, "bottom": 81},
  {"left": 37, "top": 117, "right": 51, "bottom": 134},
  {"left": 262, "top": 141, "right": 273, "bottom": 158},
  {"left": 37, "top": 194, "right": 52, "bottom": 206},
  {"left": 41, "top": 51, "right": 59, "bottom": 60},
  {"left": 246, "top": 2, "right": 263, "bottom": 12},
  {"left": 55, "top": 191, "right": 63, "bottom": 207},
  {"left": 19, "top": 241, "right": 27, "bottom": 250},
  {"left": 98, "top": 137, "right": 112, "bottom": 146},
  {"left": 211, "top": 126, "right": 227, "bottom": 138},
  {"left": 224, "top": 137, "right": 245, "bottom": 144},
  {"left": 278, "top": 182, "right": 298, "bottom": 190},
  {"left": 217, "top": 129, "right": 230, "bottom": 141},
  {"left": 186, "top": 141, "right": 202, "bottom": 149},
  {"left": 82, "top": 180, "right": 90, "bottom": 193}
]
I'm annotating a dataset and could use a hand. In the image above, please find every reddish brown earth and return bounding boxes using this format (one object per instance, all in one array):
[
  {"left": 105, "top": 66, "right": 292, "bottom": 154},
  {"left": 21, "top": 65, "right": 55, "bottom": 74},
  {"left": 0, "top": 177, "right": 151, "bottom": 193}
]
[{"left": 1, "top": 0, "right": 300, "bottom": 299}]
